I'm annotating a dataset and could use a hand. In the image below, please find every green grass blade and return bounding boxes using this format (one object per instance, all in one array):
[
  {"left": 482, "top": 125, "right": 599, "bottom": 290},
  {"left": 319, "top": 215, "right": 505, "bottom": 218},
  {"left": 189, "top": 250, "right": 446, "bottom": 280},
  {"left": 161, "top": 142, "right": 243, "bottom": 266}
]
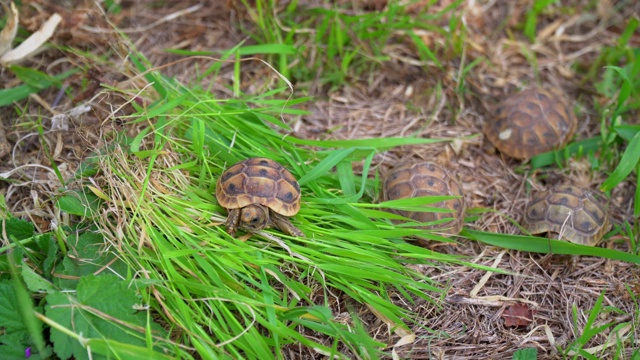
[
  {"left": 9, "top": 65, "right": 61, "bottom": 89},
  {"left": 530, "top": 137, "right": 602, "bottom": 169},
  {"left": 605, "top": 65, "right": 633, "bottom": 118},
  {"left": 289, "top": 136, "right": 445, "bottom": 149},
  {"left": 298, "top": 148, "right": 355, "bottom": 185},
  {"left": 601, "top": 131, "right": 640, "bottom": 191},
  {"left": 464, "top": 229, "right": 640, "bottom": 264},
  {"left": 85, "top": 338, "right": 176, "bottom": 360}
]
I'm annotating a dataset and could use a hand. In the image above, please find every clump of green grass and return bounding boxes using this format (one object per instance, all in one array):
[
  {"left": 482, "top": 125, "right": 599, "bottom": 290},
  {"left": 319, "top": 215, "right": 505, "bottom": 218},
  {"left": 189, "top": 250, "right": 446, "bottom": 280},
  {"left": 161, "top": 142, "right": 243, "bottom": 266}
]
[
  {"left": 222, "top": 0, "right": 465, "bottom": 88},
  {"left": 560, "top": 291, "right": 639, "bottom": 358},
  {"left": 1, "top": 58, "right": 466, "bottom": 357},
  {"left": 30, "top": 53, "right": 475, "bottom": 358}
]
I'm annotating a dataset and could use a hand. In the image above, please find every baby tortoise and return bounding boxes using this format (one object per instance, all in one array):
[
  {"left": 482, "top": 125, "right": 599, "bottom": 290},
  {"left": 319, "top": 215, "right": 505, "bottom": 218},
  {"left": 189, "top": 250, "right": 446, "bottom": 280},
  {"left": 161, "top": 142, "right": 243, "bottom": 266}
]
[
  {"left": 216, "top": 157, "right": 304, "bottom": 237},
  {"left": 383, "top": 162, "right": 465, "bottom": 239},
  {"left": 483, "top": 88, "right": 577, "bottom": 159},
  {"left": 522, "top": 185, "right": 611, "bottom": 246}
]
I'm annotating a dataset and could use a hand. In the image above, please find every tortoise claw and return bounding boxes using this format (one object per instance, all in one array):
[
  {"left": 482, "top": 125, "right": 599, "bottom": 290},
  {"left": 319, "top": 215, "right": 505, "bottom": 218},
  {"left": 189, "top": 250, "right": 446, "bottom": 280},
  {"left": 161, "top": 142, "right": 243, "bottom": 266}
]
[{"left": 271, "top": 212, "right": 304, "bottom": 237}]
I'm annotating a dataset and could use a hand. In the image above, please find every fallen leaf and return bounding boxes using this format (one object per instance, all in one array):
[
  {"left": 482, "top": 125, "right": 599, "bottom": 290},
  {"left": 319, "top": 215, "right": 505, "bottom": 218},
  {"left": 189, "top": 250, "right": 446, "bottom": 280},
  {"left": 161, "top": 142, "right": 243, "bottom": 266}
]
[
  {"left": 392, "top": 333, "right": 416, "bottom": 360},
  {"left": 502, "top": 303, "right": 535, "bottom": 327},
  {"left": 0, "top": 1, "right": 18, "bottom": 55},
  {"left": 1, "top": 7, "right": 62, "bottom": 65}
]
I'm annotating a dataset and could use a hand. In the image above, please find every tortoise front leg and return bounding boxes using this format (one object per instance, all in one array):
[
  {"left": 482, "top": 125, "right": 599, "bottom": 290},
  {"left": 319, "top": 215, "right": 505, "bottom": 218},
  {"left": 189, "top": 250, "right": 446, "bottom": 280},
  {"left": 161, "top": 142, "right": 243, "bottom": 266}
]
[
  {"left": 271, "top": 211, "right": 304, "bottom": 237},
  {"left": 225, "top": 208, "right": 241, "bottom": 237}
]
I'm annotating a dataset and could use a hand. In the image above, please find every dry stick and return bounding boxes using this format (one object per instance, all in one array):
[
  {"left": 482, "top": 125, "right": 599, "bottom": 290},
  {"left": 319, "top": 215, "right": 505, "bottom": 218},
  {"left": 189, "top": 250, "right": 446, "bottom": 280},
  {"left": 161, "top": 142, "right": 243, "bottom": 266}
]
[
  {"left": 524, "top": 324, "right": 557, "bottom": 348},
  {"left": 81, "top": 3, "right": 205, "bottom": 34},
  {"left": 454, "top": 249, "right": 539, "bottom": 307}
]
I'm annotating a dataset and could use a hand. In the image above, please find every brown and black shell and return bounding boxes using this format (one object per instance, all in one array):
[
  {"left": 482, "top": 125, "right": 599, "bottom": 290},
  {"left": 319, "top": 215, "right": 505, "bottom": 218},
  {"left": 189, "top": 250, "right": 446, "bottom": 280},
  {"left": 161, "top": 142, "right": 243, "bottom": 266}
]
[
  {"left": 216, "top": 158, "right": 301, "bottom": 216},
  {"left": 382, "top": 162, "right": 465, "bottom": 235},
  {"left": 522, "top": 185, "right": 611, "bottom": 246},
  {"left": 483, "top": 88, "right": 578, "bottom": 159}
]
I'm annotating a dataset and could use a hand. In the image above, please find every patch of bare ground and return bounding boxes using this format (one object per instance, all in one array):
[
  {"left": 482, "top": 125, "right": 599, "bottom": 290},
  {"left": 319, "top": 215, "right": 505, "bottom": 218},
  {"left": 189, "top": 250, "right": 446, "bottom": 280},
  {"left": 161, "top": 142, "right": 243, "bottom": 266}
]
[{"left": 2, "top": 0, "right": 639, "bottom": 358}]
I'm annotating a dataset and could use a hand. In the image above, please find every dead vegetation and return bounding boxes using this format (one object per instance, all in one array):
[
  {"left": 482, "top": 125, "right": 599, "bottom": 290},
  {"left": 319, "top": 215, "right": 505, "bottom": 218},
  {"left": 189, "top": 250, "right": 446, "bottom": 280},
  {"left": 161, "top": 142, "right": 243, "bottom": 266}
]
[{"left": 1, "top": 0, "right": 639, "bottom": 358}]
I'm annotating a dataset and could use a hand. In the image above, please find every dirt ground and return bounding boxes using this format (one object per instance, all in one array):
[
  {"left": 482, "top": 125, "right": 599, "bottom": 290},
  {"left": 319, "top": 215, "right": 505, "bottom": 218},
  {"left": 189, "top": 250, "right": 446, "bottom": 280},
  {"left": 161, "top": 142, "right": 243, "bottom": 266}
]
[{"left": 2, "top": 0, "right": 640, "bottom": 359}]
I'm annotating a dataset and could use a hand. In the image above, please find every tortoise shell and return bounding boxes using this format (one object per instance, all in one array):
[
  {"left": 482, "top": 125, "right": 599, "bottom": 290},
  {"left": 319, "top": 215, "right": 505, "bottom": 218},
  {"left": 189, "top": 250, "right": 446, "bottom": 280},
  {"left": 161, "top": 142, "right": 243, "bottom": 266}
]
[
  {"left": 216, "top": 157, "right": 301, "bottom": 216},
  {"left": 382, "top": 162, "right": 465, "bottom": 235},
  {"left": 522, "top": 185, "right": 611, "bottom": 246},
  {"left": 483, "top": 88, "right": 577, "bottom": 159}
]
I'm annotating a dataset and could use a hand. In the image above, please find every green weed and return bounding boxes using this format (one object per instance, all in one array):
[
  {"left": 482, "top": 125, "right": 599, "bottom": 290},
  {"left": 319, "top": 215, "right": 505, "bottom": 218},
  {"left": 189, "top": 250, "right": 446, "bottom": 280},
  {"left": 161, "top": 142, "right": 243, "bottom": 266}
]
[
  {"left": 219, "top": 0, "right": 464, "bottom": 88},
  {"left": 560, "top": 291, "right": 637, "bottom": 359},
  {"left": 465, "top": 229, "right": 640, "bottom": 263}
]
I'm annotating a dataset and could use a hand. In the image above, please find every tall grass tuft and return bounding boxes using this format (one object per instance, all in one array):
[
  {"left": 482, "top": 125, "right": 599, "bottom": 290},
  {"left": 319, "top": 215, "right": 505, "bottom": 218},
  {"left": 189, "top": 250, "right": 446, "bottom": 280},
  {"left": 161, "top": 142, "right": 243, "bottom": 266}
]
[{"left": 84, "top": 55, "right": 465, "bottom": 358}]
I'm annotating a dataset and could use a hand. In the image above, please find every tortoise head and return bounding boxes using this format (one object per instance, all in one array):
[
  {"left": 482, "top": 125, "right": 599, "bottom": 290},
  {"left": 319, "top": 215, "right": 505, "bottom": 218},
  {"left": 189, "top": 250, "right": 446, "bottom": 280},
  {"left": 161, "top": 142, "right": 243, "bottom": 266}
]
[{"left": 239, "top": 204, "right": 269, "bottom": 232}]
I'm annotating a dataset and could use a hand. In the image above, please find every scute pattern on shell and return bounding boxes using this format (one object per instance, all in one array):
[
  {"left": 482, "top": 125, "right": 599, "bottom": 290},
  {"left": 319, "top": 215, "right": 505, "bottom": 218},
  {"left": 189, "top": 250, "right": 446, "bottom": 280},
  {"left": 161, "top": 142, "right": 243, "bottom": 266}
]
[
  {"left": 216, "top": 158, "right": 301, "bottom": 216},
  {"left": 383, "top": 162, "right": 465, "bottom": 235},
  {"left": 522, "top": 185, "right": 611, "bottom": 246},
  {"left": 483, "top": 88, "right": 577, "bottom": 159}
]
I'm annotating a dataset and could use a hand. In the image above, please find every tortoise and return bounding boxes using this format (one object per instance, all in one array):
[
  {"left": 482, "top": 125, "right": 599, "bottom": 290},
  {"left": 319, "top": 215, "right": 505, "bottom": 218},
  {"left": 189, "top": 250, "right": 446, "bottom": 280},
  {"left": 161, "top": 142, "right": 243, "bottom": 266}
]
[
  {"left": 382, "top": 162, "right": 465, "bottom": 238},
  {"left": 216, "top": 157, "right": 304, "bottom": 238},
  {"left": 483, "top": 88, "right": 578, "bottom": 159},
  {"left": 522, "top": 185, "right": 611, "bottom": 246}
]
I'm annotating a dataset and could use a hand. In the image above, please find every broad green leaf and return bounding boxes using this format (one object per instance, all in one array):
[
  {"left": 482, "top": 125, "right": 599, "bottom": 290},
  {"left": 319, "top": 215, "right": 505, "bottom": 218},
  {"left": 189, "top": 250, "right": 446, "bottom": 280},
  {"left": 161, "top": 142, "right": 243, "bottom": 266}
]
[
  {"left": 56, "top": 190, "right": 101, "bottom": 217},
  {"left": 34, "top": 234, "right": 58, "bottom": 276},
  {"left": 74, "top": 158, "right": 100, "bottom": 178},
  {"left": 0, "top": 332, "right": 52, "bottom": 360},
  {"left": 0, "top": 282, "right": 26, "bottom": 337},
  {"left": 46, "top": 275, "right": 167, "bottom": 360},
  {"left": 21, "top": 265, "right": 54, "bottom": 293},
  {"left": 5, "top": 217, "right": 35, "bottom": 241},
  {"left": 54, "top": 232, "right": 128, "bottom": 289},
  {"left": 512, "top": 347, "right": 537, "bottom": 360}
]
